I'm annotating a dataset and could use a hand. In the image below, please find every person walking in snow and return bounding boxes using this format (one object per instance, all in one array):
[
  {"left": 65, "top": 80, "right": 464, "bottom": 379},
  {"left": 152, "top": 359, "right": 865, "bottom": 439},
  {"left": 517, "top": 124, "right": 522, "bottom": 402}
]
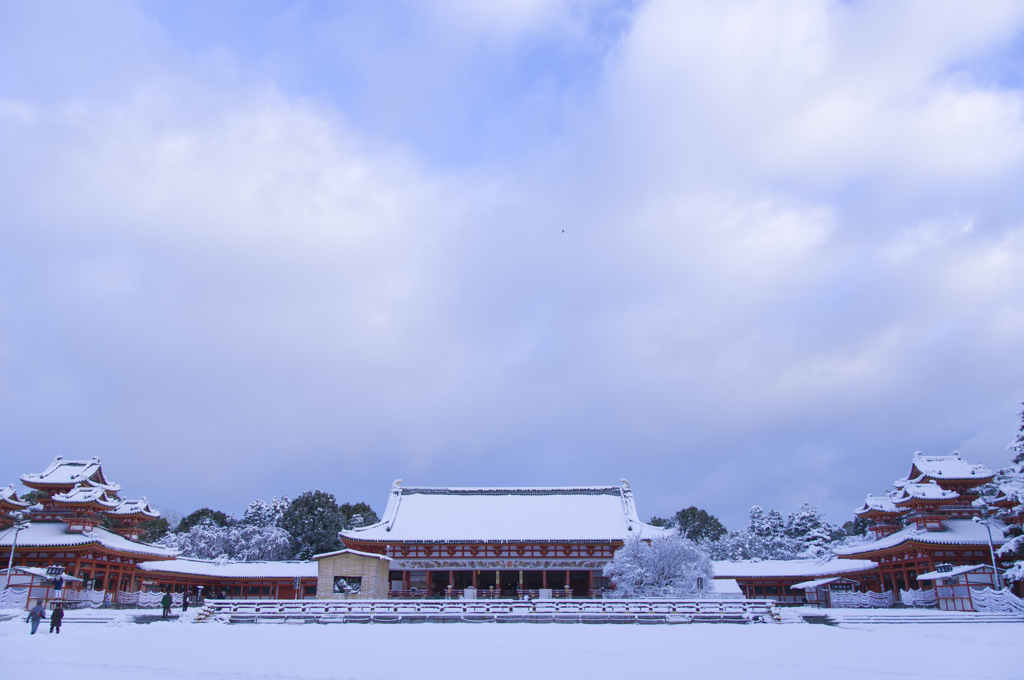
[
  {"left": 182, "top": 589, "right": 190, "bottom": 612},
  {"left": 25, "top": 599, "right": 46, "bottom": 635},
  {"left": 49, "top": 603, "right": 64, "bottom": 634},
  {"left": 161, "top": 590, "right": 173, "bottom": 618}
]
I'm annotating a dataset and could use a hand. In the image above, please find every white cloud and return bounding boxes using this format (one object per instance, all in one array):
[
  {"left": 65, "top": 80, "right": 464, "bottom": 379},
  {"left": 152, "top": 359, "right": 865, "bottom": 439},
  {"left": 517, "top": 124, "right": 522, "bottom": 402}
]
[{"left": 0, "top": 0, "right": 1023, "bottom": 528}]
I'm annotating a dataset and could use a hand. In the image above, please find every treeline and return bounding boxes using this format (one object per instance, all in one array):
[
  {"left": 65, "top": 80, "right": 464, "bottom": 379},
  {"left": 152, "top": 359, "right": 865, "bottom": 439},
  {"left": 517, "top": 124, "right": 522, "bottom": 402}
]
[
  {"left": 650, "top": 501, "right": 869, "bottom": 561},
  {"left": 150, "top": 490, "right": 378, "bottom": 561}
]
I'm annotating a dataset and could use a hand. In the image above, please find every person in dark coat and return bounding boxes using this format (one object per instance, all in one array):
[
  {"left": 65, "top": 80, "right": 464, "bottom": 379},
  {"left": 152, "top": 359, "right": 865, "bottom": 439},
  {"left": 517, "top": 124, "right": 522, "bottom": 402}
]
[
  {"left": 49, "top": 603, "right": 64, "bottom": 634},
  {"left": 182, "top": 589, "right": 190, "bottom": 612},
  {"left": 26, "top": 599, "right": 46, "bottom": 634},
  {"left": 161, "top": 590, "right": 173, "bottom": 618}
]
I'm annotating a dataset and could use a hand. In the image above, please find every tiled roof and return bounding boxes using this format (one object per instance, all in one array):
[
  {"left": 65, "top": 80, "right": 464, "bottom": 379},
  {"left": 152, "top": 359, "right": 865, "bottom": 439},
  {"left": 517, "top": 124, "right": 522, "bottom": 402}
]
[
  {"left": 0, "top": 521, "right": 177, "bottom": 558},
  {"left": 902, "top": 451, "right": 994, "bottom": 483},
  {"left": 916, "top": 563, "right": 997, "bottom": 581},
  {"left": 51, "top": 485, "right": 120, "bottom": 508},
  {"left": 0, "top": 484, "right": 30, "bottom": 508},
  {"left": 341, "top": 480, "right": 666, "bottom": 544},
  {"left": 106, "top": 498, "right": 160, "bottom": 518},
  {"left": 712, "top": 558, "right": 877, "bottom": 579},
  {"left": 21, "top": 456, "right": 121, "bottom": 492},
  {"left": 137, "top": 558, "right": 317, "bottom": 578},
  {"left": 854, "top": 494, "right": 906, "bottom": 515},
  {"left": 834, "top": 518, "right": 1008, "bottom": 557},
  {"left": 893, "top": 482, "right": 960, "bottom": 504}
]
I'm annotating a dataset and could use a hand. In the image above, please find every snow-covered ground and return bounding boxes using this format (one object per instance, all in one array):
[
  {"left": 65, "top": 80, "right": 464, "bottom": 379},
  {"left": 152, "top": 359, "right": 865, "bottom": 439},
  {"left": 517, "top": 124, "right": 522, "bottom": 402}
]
[{"left": 1, "top": 616, "right": 1021, "bottom": 680}]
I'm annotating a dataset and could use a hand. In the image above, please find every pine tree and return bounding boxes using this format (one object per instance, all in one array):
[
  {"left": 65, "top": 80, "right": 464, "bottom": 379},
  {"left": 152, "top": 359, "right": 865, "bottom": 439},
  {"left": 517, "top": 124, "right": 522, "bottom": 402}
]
[
  {"left": 673, "top": 506, "right": 728, "bottom": 543},
  {"left": 280, "top": 490, "right": 345, "bottom": 559},
  {"left": 1010, "top": 401, "right": 1024, "bottom": 465}
]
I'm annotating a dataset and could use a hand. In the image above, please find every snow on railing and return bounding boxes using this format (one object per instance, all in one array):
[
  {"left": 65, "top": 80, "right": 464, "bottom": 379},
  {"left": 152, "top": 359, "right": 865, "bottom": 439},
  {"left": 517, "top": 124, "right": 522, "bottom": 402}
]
[
  {"left": 830, "top": 590, "right": 895, "bottom": 609},
  {"left": 196, "top": 598, "right": 780, "bottom": 624},
  {"left": 970, "top": 588, "right": 1024, "bottom": 615},
  {"left": 899, "top": 588, "right": 937, "bottom": 608},
  {"left": 0, "top": 586, "right": 28, "bottom": 610}
]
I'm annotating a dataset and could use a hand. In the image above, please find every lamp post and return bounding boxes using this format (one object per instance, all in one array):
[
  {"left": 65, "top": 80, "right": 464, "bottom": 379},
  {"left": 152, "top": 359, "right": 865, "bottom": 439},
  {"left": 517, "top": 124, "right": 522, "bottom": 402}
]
[
  {"left": 973, "top": 502, "right": 1002, "bottom": 590},
  {"left": 5, "top": 513, "right": 29, "bottom": 588}
]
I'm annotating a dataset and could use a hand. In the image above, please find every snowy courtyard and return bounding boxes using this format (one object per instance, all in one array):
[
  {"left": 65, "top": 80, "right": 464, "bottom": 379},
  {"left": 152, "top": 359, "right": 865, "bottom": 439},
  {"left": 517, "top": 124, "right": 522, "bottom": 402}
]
[{"left": 1, "top": 615, "right": 1021, "bottom": 680}]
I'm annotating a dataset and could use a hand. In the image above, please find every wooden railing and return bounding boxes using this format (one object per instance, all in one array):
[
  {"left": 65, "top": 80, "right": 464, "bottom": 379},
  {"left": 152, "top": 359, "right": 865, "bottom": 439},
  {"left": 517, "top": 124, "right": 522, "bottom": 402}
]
[{"left": 195, "top": 598, "right": 780, "bottom": 624}]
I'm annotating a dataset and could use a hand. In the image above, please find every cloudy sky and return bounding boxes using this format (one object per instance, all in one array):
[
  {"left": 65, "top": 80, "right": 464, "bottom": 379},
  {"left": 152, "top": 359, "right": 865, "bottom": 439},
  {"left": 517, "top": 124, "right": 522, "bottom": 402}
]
[{"left": 2, "top": 0, "right": 1024, "bottom": 530}]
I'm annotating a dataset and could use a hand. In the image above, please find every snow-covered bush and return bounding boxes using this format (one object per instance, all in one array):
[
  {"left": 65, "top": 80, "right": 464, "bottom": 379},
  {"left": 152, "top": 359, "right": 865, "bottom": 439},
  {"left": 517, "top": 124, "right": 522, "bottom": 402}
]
[{"left": 604, "top": 534, "right": 713, "bottom": 598}]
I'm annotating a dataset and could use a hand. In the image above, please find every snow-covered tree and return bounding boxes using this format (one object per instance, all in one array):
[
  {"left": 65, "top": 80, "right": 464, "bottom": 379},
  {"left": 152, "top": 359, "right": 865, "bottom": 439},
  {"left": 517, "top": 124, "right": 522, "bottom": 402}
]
[
  {"left": 1009, "top": 401, "right": 1024, "bottom": 465},
  {"left": 230, "top": 525, "right": 293, "bottom": 561},
  {"left": 786, "top": 502, "right": 837, "bottom": 557},
  {"left": 604, "top": 534, "right": 714, "bottom": 597},
  {"left": 157, "top": 521, "right": 293, "bottom": 561},
  {"left": 241, "top": 496, "right": 291, "bottom": 528}
]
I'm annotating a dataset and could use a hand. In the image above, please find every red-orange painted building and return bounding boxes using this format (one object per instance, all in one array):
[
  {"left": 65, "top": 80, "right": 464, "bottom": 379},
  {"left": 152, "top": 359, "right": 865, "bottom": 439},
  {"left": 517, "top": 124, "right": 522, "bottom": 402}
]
[
  {"left": 0, "top": 457, "right": 177, "bottom": 604},
  {"left": 340, "top": 480, "right": 666, "bottom": 597},
  {"left": 836, "top": 452, "right": 1018, "bottom": 595}
]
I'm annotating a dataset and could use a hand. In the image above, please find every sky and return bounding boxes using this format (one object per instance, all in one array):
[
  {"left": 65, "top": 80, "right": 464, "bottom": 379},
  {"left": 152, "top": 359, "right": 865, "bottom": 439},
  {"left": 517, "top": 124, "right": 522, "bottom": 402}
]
[{"left": 2, "top": 0, "right": 1024, "bottom": 532}]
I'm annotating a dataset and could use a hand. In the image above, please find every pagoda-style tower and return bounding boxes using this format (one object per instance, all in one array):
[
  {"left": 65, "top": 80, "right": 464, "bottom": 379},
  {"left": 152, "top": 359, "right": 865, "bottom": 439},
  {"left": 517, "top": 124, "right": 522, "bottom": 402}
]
[
  {"left": 19, "top": 456, "right": 159, "bottom": 537},
  {"left": 853, "top": 494, "right": 908, "bottom": 539}
]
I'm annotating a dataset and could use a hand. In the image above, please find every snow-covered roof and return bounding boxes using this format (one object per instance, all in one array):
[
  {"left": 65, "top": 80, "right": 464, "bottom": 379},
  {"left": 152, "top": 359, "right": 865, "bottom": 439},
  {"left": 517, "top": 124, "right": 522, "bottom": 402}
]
[
  {"left": 900, "top": 451, "right": 994, "bottom": 484},
  {"left": 51, "top": 485, "right": 119, "bottom": 508},
  {"left": 854, "top": 494, "right": 906, "bottom": 516},
  {"left": 312, "top": 548, "right": 391, "bottom": 561},
  {"left": 712, "top": 558, "right": 877, "bottom": 579},
  {"left": 106, "top": 498, "right": 160, "bottom": 518},
  {"left": 341, "top": 480, "right": 666, "bottom": 544},
  {"left": 893, "top": 482, "right": 960, "bottom": 504},
  {"left": 916, "top": 563, "right": 998, "bottom": 581},
  {"left": 712, "top": 578, "right": 742, "bottom": 595},
  {"left": 834, "top": 519, "right": 1009, "bottom": 557},
  {"left": 0, "top": 484, "right": 30, "bottom": 508},
  {"left": 0, "top": 521, "right": 177, "bottom": 558},
  {"left": 20, "top": 456, "right": 120, "bottom": 492},
  {"left": 137, "top": 558, "right": 317, "bottom": 579},
  {"left": 790, "top": 576, "right": 859, "bottom": 590},
  {"left": 0, "top": 566, "right": 83, "bottom": 582}
]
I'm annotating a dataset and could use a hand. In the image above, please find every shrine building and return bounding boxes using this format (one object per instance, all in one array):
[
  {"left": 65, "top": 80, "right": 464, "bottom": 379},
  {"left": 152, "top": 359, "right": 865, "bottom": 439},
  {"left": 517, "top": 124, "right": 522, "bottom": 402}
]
[
  {"left": 835, "top": 451, "right": 1018, "bottom": 594},
  {"left": 0, "top": 457, "right": 177, "bottom": 603},
  {"left": 339, "top": 480, "right": 665, "bottom": 597}
]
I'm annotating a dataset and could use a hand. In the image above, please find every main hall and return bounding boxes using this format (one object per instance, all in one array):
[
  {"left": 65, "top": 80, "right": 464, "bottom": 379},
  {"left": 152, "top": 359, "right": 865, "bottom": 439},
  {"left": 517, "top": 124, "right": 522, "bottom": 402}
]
[{"left": 339, "top": 480, "right": 665, "bottom": 597}]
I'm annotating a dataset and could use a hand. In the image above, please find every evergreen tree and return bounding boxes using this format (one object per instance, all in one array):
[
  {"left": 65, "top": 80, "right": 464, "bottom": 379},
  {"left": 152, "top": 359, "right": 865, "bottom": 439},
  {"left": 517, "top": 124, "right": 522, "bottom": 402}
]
[
  {"left": 673, "top": 506, "right": 728, "bottom": 543},
  {"left": 786, "top": 502, "right": 833, "bottom": 557},
  {"left": 1010, "top": 401, "right": 1024, "bottom": 465},
  {"left": 340, "top": 501, "right": 378, "bottom": 529},
  {"left": 241, "top": 496, "right": 291, "bottom": 528},
  {"left": 280, "top": 490, "right": 345, "bottom": 559},
  {"left": 140, "top": 517, "right": 170, "bottom": 543},
  {"left": 175, "top": 507, "right": 234, "bottom": 534}
]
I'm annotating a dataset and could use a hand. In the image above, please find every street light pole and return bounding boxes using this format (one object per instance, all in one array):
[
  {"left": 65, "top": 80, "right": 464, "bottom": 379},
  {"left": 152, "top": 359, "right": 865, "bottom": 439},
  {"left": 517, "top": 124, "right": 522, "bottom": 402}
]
[
  {"left": 974, "top": 503, "right": 1003, "bottom": 590},
  {"left": 5, "top": 513, "right": 28, "bottom": 588}
]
